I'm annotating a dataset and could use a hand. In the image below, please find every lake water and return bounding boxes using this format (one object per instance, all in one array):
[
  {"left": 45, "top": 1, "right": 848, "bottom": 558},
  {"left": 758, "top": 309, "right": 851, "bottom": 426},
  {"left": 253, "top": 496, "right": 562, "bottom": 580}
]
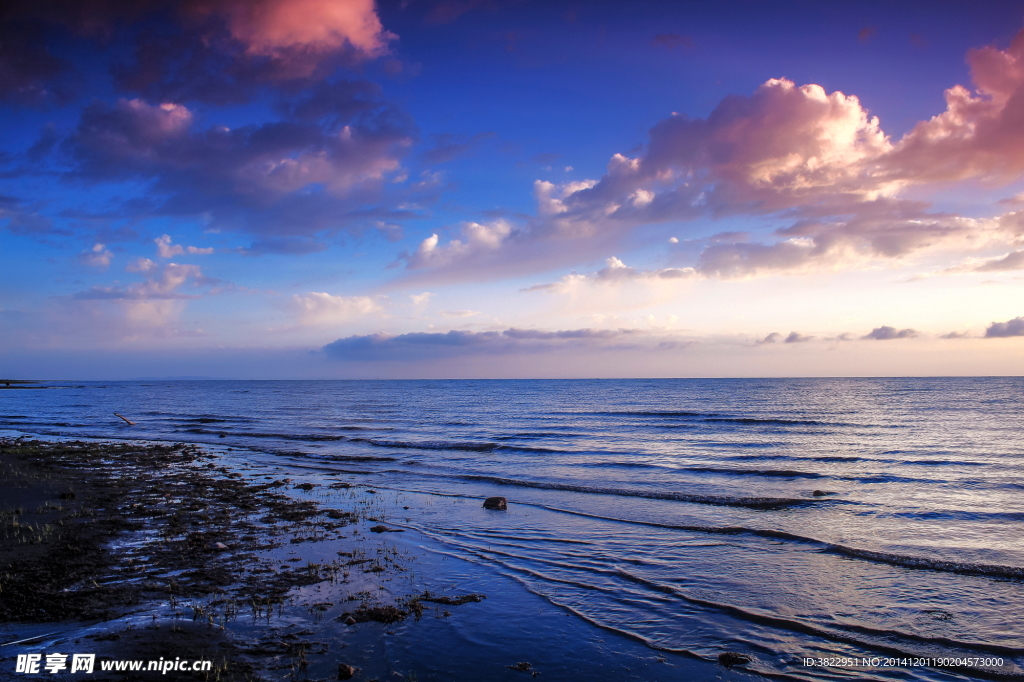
[{"left": 3, "top": 378, "right": 1022, "bottom": 680}]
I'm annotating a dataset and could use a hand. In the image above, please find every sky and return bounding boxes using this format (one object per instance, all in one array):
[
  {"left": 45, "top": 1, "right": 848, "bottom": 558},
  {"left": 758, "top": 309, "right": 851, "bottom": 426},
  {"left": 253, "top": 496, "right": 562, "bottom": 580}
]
[{"left": 3, "top": 0, "right": 1024, "bottom": 379}]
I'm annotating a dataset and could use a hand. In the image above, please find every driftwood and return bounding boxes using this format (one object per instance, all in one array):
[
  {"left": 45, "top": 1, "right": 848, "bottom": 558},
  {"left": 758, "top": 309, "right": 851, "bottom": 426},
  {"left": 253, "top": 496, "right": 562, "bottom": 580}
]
[{"left": 113, "top": 413, "right": 135, "bottom": 426}]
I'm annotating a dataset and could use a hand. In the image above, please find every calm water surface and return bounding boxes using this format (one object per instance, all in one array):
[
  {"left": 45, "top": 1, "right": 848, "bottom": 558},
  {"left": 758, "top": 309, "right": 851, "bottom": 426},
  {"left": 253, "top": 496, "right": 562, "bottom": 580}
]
[{"left": 3, "top": 378, "right": 1022, "bottom": 680}]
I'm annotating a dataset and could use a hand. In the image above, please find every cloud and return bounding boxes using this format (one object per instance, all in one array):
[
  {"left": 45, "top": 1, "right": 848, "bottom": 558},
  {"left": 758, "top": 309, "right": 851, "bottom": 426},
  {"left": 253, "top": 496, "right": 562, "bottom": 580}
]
[
  {"left": 401, "top": 220, "right": 514, "bottom": 269},
  {"left": 0, "top": 195, "right": 58, "bottom": 235},
  {"left": 974, "top": 249, "right": 1024, "bottom": 271},
  {"left": 208, "top": 0, "right": 392, "bottom": 64},
  {"left": 67, "top": 261, "right": 219, "bottom": 334},
  {"left": 396, "top": 32, "right": 1024, "bottom": 283},
  {"left": 65, "top": 92, "right": 414, "bottom": 240},
  {"left": 757, "top": 331, "right": 812, "bottom": 344},
  {"left": 862, "top": 326, "right": 919, "bottom": 340},
  {"left": 2, "top": 0, "right": 394, "bottom": 105},
  {"left": 985, "top": 316, "right": 1024, "bottom": 337},
  {"left": 886, "top": 30, "right": 1024, "bottom": 184},
  {"left": 323, "top": 327, "right": 646, "bottom": 361},
  {"left": 155, "top": 234, "right": 214, "bottom": 258},
  {"left": 940, "top": 330, "right": 972, "bottom": 339},
  {"left": 0, "top": 16, "right": 75, "bottom": 105},
  {"left": 126, "top": 257, "right": 157, "bottom": 273},
  {"left": 78, "top": 243, "right": 113, "bottom": 268},
  {"left": 289, "top": 292, "right": 384, "bottom": 325},
  {"left": 75, "top": 263, "right": 215, "bottom": 300},
  {"left": 523, "top": 256, "right": 695, "bottom": 292}
]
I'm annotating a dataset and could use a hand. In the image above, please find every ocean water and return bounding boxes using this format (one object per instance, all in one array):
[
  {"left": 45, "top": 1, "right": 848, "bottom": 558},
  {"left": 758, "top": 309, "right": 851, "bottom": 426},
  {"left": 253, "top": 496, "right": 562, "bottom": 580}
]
[{"left": 3, "top": 377, "right": 1023, "bottom": 680}]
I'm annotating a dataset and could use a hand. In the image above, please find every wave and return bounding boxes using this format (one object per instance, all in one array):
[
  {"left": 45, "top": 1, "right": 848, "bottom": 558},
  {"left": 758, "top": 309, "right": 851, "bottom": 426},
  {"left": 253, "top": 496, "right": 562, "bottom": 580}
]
[
  {"left": 457, "top": 475, "right": 816, "bottom": 509},
  {"left": 493, "top": 432, "right": 583, "bottom": 440},
  {"left": 682, "top": 466, "right": 824, "bottom": 479},
  {"left": 611, "top": 569, "right": 1024, "bottom": 662},
  {"left": 529, "top": 504, "right": 1024, "bottom": 581},
  {"left": 572, "top": 410, "right": 850, "bottom": 427},
  {"left": 901, "top": 459, "right": 987, "bottom": 466},
  {"left": 807, "top": 455, "right": 863, "bottom": 462},
  {"left": 180, "top": 428, "right": 365, "bottom": 441},
  {"left": 495, "top": 444, "right": 580, "bottom": 454},
  {"left": 826, "top": 546, "right": 1024, "bottom": 579},
  {"left": 353, "top": 438, "right": 499, "bottom": 452},
  {"left": 412, "top": 524, "right": 1024, "bottom": 676}
]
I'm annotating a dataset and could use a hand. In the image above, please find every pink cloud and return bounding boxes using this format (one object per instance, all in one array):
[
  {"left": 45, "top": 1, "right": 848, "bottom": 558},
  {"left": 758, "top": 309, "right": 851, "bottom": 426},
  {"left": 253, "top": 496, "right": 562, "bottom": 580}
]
[
  {"left": 889, "top": 30, "right": 1024, "bottom": 183},
  {"left": 197, "top": 0, "right": 394, "bottom": 78},
  {"left": 401, "top": 29, "right": 1024, "bottom": 283}
]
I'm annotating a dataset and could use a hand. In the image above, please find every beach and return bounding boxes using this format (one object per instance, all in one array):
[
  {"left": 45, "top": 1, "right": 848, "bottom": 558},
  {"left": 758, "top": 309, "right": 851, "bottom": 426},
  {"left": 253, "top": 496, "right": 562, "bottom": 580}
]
[{"left": 0, "top": 436, "right": 737, "bottom": 681}]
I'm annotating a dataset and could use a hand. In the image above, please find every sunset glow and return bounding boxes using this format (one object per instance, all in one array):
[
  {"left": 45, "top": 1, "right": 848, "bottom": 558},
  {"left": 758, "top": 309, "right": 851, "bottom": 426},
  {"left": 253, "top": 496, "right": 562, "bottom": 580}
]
[{"left": 3, "top": 1, "right": 1024, "bottom": 378}]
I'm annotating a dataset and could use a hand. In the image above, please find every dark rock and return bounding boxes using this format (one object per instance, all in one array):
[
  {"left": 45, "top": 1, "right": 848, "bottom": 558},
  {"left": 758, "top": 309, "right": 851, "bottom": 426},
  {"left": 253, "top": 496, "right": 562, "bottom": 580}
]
[
  {"left": 811, "top": 490, "right": 834, "bottom": 496},
  {"left": 370, "top": 524, "right": 396, "bottom": 533},
  {"left": 508, "top": 661, "right": 532, "bottom": 672},
  {"left": 337, "top": 663, "right": 356, "bottom": 680},
  {"left": 718, "top": 652, "right": 751, "bottom": 667},
  {"left": 343, "top": 616, "right": 356, "bottom": 625},
  {"left": 293, "top": 482, "right": 315, "bottom": 491},
  {"left": 483, "top": 496, "right": 508, "bottom": 510},
  {"left": 58, "top": 492, "right": 76, "bottom": 500}
]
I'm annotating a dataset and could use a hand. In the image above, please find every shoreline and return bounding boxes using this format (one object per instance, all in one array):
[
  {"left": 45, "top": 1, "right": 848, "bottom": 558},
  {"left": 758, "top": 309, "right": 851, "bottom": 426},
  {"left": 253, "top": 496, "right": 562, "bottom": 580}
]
[{"left": 0, "top": 436, "right": 743, "bottom": 681}]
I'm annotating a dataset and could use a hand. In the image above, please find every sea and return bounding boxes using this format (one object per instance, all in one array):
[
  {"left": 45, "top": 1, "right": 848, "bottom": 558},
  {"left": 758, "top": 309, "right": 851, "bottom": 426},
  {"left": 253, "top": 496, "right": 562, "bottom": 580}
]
[{"left": 2, "top": 377, "right": 1022, "bottom": 681}]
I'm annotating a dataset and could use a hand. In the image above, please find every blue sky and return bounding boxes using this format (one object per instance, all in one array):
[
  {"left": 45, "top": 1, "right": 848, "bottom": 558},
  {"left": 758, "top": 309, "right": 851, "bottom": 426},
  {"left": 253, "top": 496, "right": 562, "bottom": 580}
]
[{"left": 4, "top": 0, "right": 1024, "bottom": 378}]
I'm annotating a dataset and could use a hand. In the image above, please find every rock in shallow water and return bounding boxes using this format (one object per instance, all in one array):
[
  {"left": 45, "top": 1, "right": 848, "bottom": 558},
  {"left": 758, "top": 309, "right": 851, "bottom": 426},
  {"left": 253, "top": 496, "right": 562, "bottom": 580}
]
[
  {"left": 337, "top": 662, "right": 356, "bottom": 679},
  {"left": 483, "top": 496, "right": 508, "bottom": 510},
  {"left": 718, "top": 652, "right": 751, "bottom": 667}
]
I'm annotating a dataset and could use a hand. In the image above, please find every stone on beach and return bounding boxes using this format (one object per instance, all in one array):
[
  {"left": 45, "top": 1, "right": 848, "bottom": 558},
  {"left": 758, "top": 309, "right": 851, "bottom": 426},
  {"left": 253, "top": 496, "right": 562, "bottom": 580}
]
[{"left": 483, "top": 496, "right": 508, "bottom": 510}]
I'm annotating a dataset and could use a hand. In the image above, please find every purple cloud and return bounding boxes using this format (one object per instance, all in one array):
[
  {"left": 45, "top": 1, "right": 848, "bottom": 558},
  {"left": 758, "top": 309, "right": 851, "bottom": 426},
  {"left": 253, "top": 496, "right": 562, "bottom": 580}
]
[
  {"left": 323, "top": 327, "right": 645, "bottom": 361},
  {"left": 62, "top": 89, "right": 414, "bottom": 240},
  {"left": 862, "top": 326, "right": 919, "bottom": 340},
  {"left": 985, "top": 317, "right": 1024, "bottom": 338}
]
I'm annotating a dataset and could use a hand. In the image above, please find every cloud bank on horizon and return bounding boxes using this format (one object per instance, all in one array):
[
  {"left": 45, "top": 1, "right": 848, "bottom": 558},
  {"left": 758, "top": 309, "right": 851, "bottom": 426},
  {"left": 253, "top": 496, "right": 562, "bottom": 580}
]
[{"left": 3, "top": 0, "right": 1024, "bottom": 378}]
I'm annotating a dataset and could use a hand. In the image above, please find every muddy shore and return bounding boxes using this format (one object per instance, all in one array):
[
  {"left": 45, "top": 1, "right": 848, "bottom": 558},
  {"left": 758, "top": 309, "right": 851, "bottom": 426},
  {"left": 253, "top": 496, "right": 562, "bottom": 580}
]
[{"left": 0, "top": 439, "right": 484, "bottom": 681}]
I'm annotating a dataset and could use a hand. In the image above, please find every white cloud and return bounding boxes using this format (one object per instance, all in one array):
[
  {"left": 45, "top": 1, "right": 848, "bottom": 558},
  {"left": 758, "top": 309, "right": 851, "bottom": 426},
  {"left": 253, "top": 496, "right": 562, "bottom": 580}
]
[
  {"left": 156, "top": 234, "right": 214, "bottom": 258},
  {"left": 78, "top": 243, "right": 112, "bottom": 268},
  {"left": 289, "top": 292, "right": 384, "bottom": 325},
  {"left": 126, "top": 257, "right": 157, "bottom": 273},
  {"left": 524, "top": 256, "right": 696, "bottom": 292}
]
